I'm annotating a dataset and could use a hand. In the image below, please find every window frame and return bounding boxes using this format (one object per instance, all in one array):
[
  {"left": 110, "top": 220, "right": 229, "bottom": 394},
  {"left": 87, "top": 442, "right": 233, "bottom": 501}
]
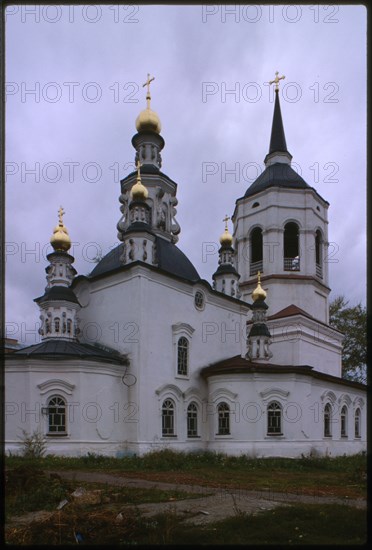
[
  {"left": 47, "top": 395, "right": 67, "bottom": 436},
  {"left": 250, "top": 226, "right": 263, "bottom": 276},
  {"left": 324, "top": 403, "right": 332, "bottom": 438},
  {"left": 340, "top": 405, "right": 348, "bottom": 438},
  {"left": 187, "top": 402, "right": 199, "bottom": 438},
  {"left": 354, "top": 408, "right": 361, "bottom": 438},
  {"left": 267, "top": 401, "right": 282, "bottom": 436},
  {"left": 172, "top": 323, "right": 194, "bottom": 380},
  {"left": 217, "top": 402, "right": 230, "bottom": 436},
  {"left": 283, "top": 221, "right": 300, "bottom": 271},
  {"left": 54, "top": 317, "right": 60, "bottom": 333},
  {"left": 194, "top": 290, "right": 205, "bottom": 310},
  {"left": 315, "top": 229, "right": 323, "bottom": 278},
  {"left": 162, "top": 398, "right": 176, "bottom": 437},
  {"left": 177, "top": 336, "right": 189, "bottom": 376}
]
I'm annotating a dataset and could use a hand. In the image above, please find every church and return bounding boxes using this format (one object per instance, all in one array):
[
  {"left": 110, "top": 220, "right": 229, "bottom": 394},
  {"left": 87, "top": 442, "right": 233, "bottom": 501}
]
[{"left": 5, "top": 73, "right": 366, "bottom": 458}]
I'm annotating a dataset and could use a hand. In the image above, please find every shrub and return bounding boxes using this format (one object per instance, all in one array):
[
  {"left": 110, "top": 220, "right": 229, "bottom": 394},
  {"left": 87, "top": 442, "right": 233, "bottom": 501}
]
[{"left": 18, "top": 429, "right": 47, "bottom": 459}]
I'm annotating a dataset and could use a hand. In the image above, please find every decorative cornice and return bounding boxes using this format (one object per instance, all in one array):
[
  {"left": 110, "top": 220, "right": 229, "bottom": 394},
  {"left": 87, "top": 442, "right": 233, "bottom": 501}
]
[
  {"left": 37, "top": 378, "right": 75, "bottom": 395},
  {"left": 155, "top": 383, "right": 183, "bottom": 400},
  {"left": 259, "top": 387, "right": 290, "bottom": 401}
]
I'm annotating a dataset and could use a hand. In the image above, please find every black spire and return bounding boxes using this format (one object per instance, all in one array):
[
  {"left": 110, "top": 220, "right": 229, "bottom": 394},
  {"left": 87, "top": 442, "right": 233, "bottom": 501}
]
[{"left": 268, "top": 89, "right": 288, "bottom": 154}]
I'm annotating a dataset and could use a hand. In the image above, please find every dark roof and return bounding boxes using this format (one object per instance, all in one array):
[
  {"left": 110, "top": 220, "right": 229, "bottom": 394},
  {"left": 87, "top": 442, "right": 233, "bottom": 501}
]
[
  {"left": 212, "top": 264, "right": 240, "bottom": 278},
  {"left": 201, "top": 354, "right": 366, "bottom": 389},
  {"left": 121, "top": 165, "right": 178, "bottom": 188},
  {"left": 202, "top": 355, "right": 313, "bottom": 376},
  {"left": 268, "top": 89, "right": 289, "bottom": 155},
  {"left": 34, "top": 286, "right": 80, "bottom": 305},
  {"left": 90, "top": 236, "right": 200, "bottom": 282},
  {"left": 243, "top": 162, "right": 311, "bottom": 199},
  {"left": 249, "top": 323, "right": 271, "bottom": 337},
  {"left": 8, "top": 339, "right": 127, "bottom": 365},
  {"left": 240, "top": 89, "right": 329, "bottom": 203},
  {"left": 155, "top": 236, "right": 200, "bottom": 281},
  {"left": 251, "top": 299, "right": 268, "bottom": 310},
  {"left": 125, "top": 221, "right": 151, "bottom": 233}
]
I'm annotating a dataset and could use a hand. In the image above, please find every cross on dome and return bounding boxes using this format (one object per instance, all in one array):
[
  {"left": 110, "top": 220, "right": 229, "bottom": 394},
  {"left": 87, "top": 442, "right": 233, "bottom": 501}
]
[
  {"left": 143, "top": 73, "right": 155, "bottom": 106},
  {"left": 222, "top": 214, "right": 230, "bottom": 231},
  {"left": 269, "top": 71, "right": 285, "bottom": 91},
  {"left": 58, "top": 206, "right": 65, "bottom": 226}
]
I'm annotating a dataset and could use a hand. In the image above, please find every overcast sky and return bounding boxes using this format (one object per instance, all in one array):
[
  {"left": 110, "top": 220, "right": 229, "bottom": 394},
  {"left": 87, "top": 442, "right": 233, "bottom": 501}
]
[{"left": 5, "top": 4, "right": 366, "bottom": 346}]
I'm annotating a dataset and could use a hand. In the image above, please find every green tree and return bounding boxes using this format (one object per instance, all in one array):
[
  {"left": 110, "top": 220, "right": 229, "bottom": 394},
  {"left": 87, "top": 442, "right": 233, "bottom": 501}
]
[{"left": 329, "top": 295, "right": 367, "bottom": 383}]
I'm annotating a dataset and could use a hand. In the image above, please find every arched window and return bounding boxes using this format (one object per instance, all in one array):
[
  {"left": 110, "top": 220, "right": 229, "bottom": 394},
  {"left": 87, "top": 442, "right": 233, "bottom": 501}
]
[
  {"left": 187, "top": 402, "right": 198, "bottom": 437},
  {"left": 341, "top": 405, "right": 348, "bottom": 437},
  {"left": 267, "top": 401, "right": 282, "bottom": 435},
  {"left": 315, "top": 230, "right": 323, "bottom": 278},
  {"left": 217, "top": 402, "right": 230, "bottom": 435},
  {"left": 162, "top": 399, "right": 175, "bottom": 437},
  {"left": 177, "top": 337, "right": 189, "bottom": 376},
  {"left": 250, "top": 227, "right": 263, "bottom": 276},
  {"left": 355, "top": 408, "right": 361, "bottom": 438},
  {"left": 67, "top": 319, "right": 72, "bottom": 334},
  {"left": 47, "top": 395, "right": 66, "bottom": 435},
  {"left": 283, "top": 222, "right": 300, "bottom": 271},
  {"left": 324, "top": 403, "right": 332, "bottom": 437},
  {"left": 54, "top": 317, "right": 60, "bottom": 333}
]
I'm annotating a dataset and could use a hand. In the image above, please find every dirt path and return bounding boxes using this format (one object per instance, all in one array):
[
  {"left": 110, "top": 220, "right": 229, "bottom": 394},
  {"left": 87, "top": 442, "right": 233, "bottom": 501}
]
[{"left": 45, "top": 470, "right": 366, "bottom": 525}]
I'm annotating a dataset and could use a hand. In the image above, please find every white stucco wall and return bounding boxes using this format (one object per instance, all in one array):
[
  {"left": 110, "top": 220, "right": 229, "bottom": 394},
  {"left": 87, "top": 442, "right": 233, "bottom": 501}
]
[
  {"left": 5, "top": 359, "right": 133, "bottom": 457},
  {"left": 5, "top": 263, "right": 365, "bottom": 459},
  {"left": 204, "top": 372, "right": 366, "bottom": 457},
  {"left": 265, "top": 315, "right": 343, "bottom": 376},
  {"left": 234, "top": 186, "right": 330, "bottom": 323}
]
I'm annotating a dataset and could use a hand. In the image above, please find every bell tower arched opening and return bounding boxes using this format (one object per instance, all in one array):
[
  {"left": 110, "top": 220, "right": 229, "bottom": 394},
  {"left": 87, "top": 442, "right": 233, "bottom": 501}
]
[{"left": 283, "top": 222, "right": 300, "bottom": 271}]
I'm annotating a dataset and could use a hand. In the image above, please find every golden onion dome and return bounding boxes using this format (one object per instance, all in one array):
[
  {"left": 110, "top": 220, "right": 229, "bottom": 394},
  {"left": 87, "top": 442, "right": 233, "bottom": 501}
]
[
  {"left": 50, "top": 207, "right": 71, "bottom": 252},
  {"left": 131, "top": 178, "right": 149, "bottom": 201},
  {"left": 252, "top": 271, "right": 267, "bottom": 302},
  {"left": 219, "top": 228, "right": 233, "bottom": 246},
  {"left": 131, "top": 161, "right": 148, "bottom": 201},
  {"left": 135, "top": 73, "right": 161, "bottom": 134},
  {"left": 220, "top": 215, "right": 233, "bottom": 246},
  {"left": 135, "top": 108, "right": 161, "bottom": 134}
]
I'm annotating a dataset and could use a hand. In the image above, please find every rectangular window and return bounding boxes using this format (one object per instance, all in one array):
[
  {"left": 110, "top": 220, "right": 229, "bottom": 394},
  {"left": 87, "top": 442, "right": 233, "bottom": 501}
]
[
  {"left": 217, "top": 403, "right": 230, "bottom": 435},
  {"left": 341, "top": 407, "right": 347, "bottom": 437},
  {"left": 187, "top": 405, "right": 198, "bottom": 437},
  {"left": 324, "top": 415, "right": 331, "bottom": 437},
  {"left": 48, "top": 396, "right": 66, "bottom": 435},
  {"left": 341, "top": 416, "right": 347, "bottom": 436},
  {"left": 355, "top": 410, "right": 361, "bottom": 438},
  {"left": 162, "top": 414, "right": 174, "bottom": 436},
  {"left": 162, "top": 399, "right": 175, "bottom": 437},
  {"left": 267, "top": 403, "right": 282, "bottom": 435},
  {"left": 177, "top": 337, "right": 188, "bottom": 376}
]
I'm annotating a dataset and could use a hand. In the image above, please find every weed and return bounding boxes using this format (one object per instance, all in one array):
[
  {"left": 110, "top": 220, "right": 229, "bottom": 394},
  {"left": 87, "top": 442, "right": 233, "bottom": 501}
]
[{"left": 18, "top": 429, "right": 47, "bottom": 459}]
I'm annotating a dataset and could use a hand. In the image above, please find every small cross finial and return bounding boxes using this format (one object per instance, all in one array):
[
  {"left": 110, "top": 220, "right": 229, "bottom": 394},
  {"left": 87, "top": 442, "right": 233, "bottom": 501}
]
[
  {"left": 136, "top": 160, "right": 142, "bottom": 179},
  {"left": 58, "top": 206, "right": 65, "bottom": 225},
  {"left": 269, "top": 71, "right": 285, "bottom": 91},
  {"left": 222, "top": 214, "right": 230, "bottom": 231},
  {"left": 257, "top": 271, "right": 261, "bottom": 284},
  {"left": 143, "top": 73, "right": 155, "bottom": 107}
]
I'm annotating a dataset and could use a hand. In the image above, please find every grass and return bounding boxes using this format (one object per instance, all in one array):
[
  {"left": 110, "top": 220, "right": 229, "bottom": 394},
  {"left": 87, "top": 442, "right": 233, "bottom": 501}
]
[
  {"left": 5, "top": 451, "right": 367, "bottom": 545},
  {"left": 5, "top": 449, "right": 367, "bottom": 498},
  {"left": 6, "top": 448, "right": 367, "bottom": 472},
  {"left": 5, "top": 464, "right": 204, "bottom": 519},
  {"left": 5, "top": 504, "right": 367, "bottom": 545},
  {"left": 157, "top": 504, "right": 367, "bottom": 546}
]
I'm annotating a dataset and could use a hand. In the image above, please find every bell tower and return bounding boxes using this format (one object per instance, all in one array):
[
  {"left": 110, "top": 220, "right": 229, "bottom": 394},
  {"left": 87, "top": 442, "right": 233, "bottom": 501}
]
[
  {"left": 233, "top": 72, "right": 330, "bottom": 323},
  {"left": 117, "top": 74, "right": 181, "bottom": 248}
]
